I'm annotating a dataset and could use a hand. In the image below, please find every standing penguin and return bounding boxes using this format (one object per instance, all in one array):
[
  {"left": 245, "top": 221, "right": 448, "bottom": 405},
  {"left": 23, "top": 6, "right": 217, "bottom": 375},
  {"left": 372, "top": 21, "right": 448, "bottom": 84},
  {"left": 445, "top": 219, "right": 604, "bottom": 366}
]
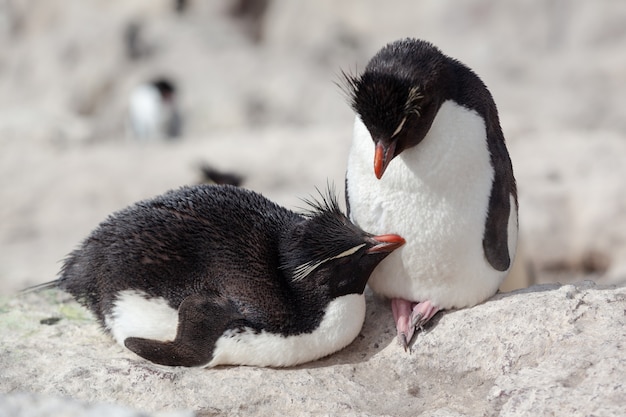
[
  {"left": 30, "top": 185, "right": 404, "bottom": 367},
  {"left": 343, "top": 38, "right": 518, "bottom": 350},
  {"left": 127, "top": 78, "right": 182, "bottom": 141}
]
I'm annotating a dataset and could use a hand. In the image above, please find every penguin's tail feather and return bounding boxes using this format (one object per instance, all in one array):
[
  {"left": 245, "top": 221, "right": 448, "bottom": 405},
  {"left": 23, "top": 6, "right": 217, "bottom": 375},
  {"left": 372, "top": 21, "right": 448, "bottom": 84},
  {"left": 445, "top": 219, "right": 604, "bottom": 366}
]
[{"left": 20, "top": 279, "right": 61, "bottom": 294}]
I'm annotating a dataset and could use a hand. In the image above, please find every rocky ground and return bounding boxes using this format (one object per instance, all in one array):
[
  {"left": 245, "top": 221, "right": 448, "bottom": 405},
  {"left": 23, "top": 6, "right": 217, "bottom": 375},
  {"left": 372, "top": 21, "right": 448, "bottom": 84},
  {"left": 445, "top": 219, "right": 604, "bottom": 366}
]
[
  {"left": 1, "top": 1, "right": 626, "bottom": 416},
  {"left": 1, "top": 282, "right": 624, "bottom": 416}
]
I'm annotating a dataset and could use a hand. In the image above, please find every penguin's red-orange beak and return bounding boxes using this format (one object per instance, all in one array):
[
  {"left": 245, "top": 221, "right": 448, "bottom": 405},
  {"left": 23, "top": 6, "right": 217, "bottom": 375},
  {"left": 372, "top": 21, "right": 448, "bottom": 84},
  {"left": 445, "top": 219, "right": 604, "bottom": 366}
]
[
  {"left": 367, "top": 234, "right": 405, "bottom": 254},
  {"left": 374, "top": 142, "right": 396, "bottom": 179}
]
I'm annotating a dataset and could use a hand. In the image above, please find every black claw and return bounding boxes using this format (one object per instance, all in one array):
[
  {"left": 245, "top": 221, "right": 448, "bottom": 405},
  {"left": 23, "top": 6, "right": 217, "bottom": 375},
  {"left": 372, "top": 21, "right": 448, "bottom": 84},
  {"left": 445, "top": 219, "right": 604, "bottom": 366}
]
[
  {"left": 399, "top": 333, "right": 409, "bottom": 352},
  {"left": 410, "top": 311, "right": 424, "bottom": 329}
]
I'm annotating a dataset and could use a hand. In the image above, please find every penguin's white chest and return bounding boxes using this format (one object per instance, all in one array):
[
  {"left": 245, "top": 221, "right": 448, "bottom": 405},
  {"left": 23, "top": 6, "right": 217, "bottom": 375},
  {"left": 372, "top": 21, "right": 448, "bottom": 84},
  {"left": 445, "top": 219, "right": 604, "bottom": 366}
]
[
  {"left": 347, "top": 100, "right": 517, "bottom": 309},
  {"left": 127, "top": 84, "right": 177, "bottom": 141}
]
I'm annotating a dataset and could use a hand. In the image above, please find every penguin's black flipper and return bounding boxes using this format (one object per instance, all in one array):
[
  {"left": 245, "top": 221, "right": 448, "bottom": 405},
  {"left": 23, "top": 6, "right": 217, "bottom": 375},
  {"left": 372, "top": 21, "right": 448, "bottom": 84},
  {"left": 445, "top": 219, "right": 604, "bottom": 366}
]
[
  {"left": 124, "top": 293, "right": 243, "bottom": 367},
  {"left": 483, "top": 177, "right": 512, "bottom": 272},
  {"left": 482, "top": 131, "right": 517, "bottom": 272}
]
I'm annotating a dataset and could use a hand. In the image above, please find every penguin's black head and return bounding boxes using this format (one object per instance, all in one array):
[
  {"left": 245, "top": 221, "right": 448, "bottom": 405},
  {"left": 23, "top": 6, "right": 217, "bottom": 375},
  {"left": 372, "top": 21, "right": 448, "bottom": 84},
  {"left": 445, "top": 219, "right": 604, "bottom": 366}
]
[
  {"left": 281, "top": 189, "right": 404, "bottom": 298},
  {"left": 152, "top": 78, "right": 176, "bottom": 101},
  {"left": 341, "top": 38, "right": 452, "bottom": 179}
]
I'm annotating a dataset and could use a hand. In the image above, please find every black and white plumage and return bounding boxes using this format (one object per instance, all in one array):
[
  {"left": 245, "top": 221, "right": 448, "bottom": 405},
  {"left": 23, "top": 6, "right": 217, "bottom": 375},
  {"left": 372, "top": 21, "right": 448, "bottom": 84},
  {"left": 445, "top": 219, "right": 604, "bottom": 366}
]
[
  {"left": 127, "top": 78, "right": 182, "bottom": 141},
  {"left": 343, "top": 38, "right": 518, "bottom": 349},
  {"left": 32, "top": 185, "right": 404, "bottom": 367}
]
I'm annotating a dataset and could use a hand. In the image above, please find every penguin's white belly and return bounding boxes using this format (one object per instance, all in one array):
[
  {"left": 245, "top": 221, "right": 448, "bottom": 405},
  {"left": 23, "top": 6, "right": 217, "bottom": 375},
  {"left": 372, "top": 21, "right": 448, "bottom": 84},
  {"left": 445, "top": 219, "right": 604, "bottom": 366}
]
[
  {"left": 105, "top": 290, "right": 180, "bottom": 344},
  {"left": 347, "top": 100, "right": 517, "bottom": 309},
  {"left": 104, "top": 290, "right": 366, "bottom": 367},
  {"left": 208, "top": 294, "right": 365, "bottom": 367}
]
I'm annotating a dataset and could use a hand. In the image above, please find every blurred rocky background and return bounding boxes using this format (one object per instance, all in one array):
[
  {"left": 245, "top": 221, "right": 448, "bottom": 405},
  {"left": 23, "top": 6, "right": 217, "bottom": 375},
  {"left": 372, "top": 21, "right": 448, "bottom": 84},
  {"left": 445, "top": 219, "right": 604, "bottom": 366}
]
[{"left": 1, "top": 0, "right": 625, "bottom": 293}]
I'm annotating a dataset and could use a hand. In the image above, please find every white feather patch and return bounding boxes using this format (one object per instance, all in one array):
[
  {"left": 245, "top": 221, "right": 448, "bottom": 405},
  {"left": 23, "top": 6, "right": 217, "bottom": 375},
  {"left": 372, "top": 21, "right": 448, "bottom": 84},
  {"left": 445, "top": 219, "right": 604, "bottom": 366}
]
[
  {"left": 391, "top": 116, "right": 407, "bottom": 138},
  {"left": 104, "top": 290, "right": 179, "bottom": 346},
  {"left": 292, "top": 243, "right": 366, "bottom": 281}
]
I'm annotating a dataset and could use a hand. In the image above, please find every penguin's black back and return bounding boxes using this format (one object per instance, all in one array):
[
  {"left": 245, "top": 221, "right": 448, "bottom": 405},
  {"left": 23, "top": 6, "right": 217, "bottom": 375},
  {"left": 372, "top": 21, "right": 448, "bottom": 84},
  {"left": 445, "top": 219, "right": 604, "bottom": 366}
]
[{"left": 59, "top": 185, "right": 309, "bottom": 331}]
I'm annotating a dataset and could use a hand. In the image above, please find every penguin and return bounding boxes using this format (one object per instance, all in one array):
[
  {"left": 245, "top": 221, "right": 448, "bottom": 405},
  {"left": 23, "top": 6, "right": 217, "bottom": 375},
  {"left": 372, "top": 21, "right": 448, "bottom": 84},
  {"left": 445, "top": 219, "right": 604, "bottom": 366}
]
[
  {"left": 342, "top": 38, "right": 518, "bottom": 350},
  {"left": 227, "top": 0, "right": 271, "bottom": 43},
  {"left": 127, "top": 78, "right": 182, "bottom": 141},
  {"left": 28, "top": 184, "right": 404, "bottom": 367}
]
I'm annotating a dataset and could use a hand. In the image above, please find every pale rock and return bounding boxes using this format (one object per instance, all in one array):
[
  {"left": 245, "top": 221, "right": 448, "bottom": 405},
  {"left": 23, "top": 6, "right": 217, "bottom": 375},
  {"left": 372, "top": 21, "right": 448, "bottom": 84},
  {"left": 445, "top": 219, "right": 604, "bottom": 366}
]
[{"left": 0, "top": 281, "right": 623, "bottom": 416}]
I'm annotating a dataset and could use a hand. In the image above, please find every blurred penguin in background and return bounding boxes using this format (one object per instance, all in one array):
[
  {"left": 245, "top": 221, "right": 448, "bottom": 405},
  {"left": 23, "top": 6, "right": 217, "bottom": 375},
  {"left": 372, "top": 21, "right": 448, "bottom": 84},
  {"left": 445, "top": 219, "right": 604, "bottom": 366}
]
[
  {"left": 228, "top": 0, "right": 271, "bottom": 43},
  {"left": 174, "top": 0, "right": 188, "bottom": 14},
  {"left": 128, "top": 78, "right": 182, "bottom": 141},
  {"left": 123, "top": 20, "right": 149, "bottom": 61}
]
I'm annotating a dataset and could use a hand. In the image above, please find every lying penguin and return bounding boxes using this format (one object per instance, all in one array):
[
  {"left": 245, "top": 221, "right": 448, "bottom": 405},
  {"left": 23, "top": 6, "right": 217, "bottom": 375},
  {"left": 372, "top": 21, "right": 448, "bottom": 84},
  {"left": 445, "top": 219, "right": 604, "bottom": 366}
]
[{"left": 28, "top": 184, "right": 404, "bottom": 367}]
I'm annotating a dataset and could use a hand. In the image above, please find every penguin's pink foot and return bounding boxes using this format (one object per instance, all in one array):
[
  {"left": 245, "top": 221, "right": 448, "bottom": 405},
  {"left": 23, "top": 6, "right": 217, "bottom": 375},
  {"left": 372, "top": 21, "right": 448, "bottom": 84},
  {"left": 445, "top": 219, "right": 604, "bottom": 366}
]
[
  {"left": 391, "top": 298, "right": 413, "bottom": 351},
  {"left": 391, "top": 298, "right": 439, "bottom": 351},
  {"left": 410, "top": 300, "right": 439, "bottom": 331}
]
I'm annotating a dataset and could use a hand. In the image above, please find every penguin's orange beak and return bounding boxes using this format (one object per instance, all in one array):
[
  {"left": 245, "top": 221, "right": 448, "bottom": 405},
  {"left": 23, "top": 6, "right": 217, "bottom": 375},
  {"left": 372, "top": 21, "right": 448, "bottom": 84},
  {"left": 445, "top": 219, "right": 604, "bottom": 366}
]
[
  {"left": 374, "top": 142, "right": 396, "bottom": 179},
  {"left": 367, "top": 234, "right": 405, "bottom": 253}
]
